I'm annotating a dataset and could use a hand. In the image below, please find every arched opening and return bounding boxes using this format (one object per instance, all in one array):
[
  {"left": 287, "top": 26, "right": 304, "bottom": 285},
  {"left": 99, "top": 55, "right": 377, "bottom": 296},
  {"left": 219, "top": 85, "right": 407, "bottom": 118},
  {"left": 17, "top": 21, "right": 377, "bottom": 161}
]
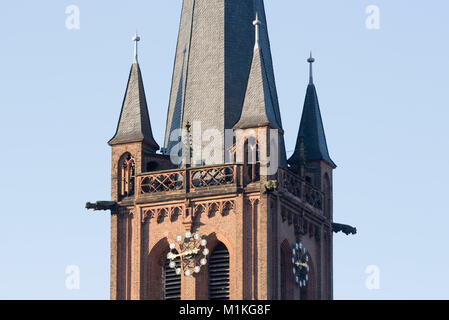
[
  {"left": 147, "top": 237, "right": 178, "bottom": 300},
  {"left": 208, "top": 242, "right": 230, "bottom": 300},
  {"left": 118, "top": 152, "right": 135, "bottom": 200},
  {"left": 244, "top": 137, "right": 260, "bottom": 183},
  {"left": 163, "top": 251, "right": 181, "bottom": 300}
]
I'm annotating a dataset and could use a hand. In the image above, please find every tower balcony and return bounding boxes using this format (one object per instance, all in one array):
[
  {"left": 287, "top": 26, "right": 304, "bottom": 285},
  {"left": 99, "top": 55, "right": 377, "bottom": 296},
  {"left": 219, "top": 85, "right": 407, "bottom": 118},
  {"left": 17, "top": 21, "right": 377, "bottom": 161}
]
[
  {"left": 134, "top": 164, "right": 324, "bottom": 215},
  {"left": 135, "top": 164, "right": 239, "bottom": 203}
]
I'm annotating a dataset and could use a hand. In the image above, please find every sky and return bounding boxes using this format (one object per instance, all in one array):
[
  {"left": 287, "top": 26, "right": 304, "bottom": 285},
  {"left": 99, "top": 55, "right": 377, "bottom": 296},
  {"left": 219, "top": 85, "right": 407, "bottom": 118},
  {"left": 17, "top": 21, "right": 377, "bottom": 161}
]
[{"left": 0, "top": 0, "right": 448, "bottom": 300}]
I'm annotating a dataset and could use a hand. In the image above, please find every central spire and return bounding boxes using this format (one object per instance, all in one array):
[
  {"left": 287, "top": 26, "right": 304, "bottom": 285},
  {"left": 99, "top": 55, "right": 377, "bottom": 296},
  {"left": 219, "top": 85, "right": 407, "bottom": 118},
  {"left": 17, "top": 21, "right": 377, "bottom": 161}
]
[{"left": 163, "top": 0, "right": 286, "bottom": 166}]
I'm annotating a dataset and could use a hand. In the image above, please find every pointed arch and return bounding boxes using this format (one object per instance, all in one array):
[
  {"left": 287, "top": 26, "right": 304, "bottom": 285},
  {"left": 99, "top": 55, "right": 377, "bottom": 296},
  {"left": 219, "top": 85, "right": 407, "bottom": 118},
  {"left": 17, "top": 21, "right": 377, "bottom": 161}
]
[
  {"left": 118, "top": 152, "right": 135, "bottom": 200},
  {"left": 195, "top": 232, "right": 233, "bottom": 300},
  {"left": 208, "top": 242, "right": 230, "bottom": 300},
  {"left": 146, "top": 237, "right": 172, "bottom": 300},
  {"left": 244, "top": 136, "right": 260, "bottom": 183}
]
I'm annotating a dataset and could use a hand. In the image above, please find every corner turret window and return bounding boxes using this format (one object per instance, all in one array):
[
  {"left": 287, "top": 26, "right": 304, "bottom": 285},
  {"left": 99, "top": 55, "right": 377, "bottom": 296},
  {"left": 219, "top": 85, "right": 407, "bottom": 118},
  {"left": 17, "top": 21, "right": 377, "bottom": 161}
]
[
  {"left": 119, "top": 153, "right": 135, "bottom": 200},
  {"left": 244, "top": 138, "right": 260, "bottom": 183}
]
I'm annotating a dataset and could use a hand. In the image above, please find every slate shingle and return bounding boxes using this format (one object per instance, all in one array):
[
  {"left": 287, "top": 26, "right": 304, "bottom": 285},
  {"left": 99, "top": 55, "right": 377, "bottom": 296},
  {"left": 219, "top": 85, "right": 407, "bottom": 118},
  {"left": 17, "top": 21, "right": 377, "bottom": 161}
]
[{"left": 109, "top": 62, "right": 160, "bottom": 151}]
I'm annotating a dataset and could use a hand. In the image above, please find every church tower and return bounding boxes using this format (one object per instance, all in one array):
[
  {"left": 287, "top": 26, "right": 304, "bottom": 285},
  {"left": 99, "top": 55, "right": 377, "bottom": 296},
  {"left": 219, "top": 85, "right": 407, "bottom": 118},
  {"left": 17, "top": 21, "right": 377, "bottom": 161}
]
[{"left": 93, "top": 0, "right": 342, "bottom": 300}]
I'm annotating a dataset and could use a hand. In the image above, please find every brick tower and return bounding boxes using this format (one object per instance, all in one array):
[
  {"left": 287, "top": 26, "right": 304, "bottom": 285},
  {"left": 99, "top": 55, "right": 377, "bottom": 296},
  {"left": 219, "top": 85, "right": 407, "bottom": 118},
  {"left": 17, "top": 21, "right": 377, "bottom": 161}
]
[{"left": 99, "top": 0, "right": 340, "bottom": 300}]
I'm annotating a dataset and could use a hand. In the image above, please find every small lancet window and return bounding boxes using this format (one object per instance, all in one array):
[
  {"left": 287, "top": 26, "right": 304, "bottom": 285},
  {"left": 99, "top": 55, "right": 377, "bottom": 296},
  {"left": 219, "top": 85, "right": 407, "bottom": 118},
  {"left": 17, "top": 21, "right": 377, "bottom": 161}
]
[
  {"left": 119, "top": 153, "right": 135, "bottom": 199},
  {"left": 245, "top": 137, "right": 260, "bottom": 183}
]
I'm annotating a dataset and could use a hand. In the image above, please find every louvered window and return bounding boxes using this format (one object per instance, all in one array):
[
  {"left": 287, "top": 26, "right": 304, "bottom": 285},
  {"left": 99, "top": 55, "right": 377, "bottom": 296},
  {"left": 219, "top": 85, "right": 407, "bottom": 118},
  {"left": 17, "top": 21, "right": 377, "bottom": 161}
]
[
  {"left": 208, "top": 243, "right": 230, "bottom": 300},
  {"left": 163, "top": 256, "right": 181, "bottom": 300}
]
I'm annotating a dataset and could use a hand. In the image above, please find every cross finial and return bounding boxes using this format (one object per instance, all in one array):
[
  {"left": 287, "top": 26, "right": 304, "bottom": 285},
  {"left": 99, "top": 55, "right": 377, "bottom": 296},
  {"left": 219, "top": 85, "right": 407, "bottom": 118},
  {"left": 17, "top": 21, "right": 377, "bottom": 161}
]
[
  {"left": 133, "top": 32, "right": 141, "bottom": 63},
  {"left": 307, "top": 51, "right": 315, "bottom": 84},
  {"left": 253, "top": 13, "right": 261, "bottom": 49}
]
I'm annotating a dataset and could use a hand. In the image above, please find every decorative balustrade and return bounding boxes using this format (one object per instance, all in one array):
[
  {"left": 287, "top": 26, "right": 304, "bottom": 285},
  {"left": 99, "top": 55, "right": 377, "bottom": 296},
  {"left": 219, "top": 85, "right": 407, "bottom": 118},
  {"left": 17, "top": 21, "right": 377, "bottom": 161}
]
[
  {"left": 140, "top": 171, "right": 185, "bottom": 194},
  {"left": 278, "top": 169, "right": 323, "bottom": 212},
  {"left": 304, "top": 184, "right": 322, "bottom": 210},
  {"left": 137, "top": 165, "right": 322, "bottom": 212},
  {"left": 138, "top": 164, "right": 237, "bottom": 195},
  {"left": 278, "top": 169, "right": 302, "bottom": 199},
  {"left": 190, "top": 165, "right": 236, "bottom": 190}
]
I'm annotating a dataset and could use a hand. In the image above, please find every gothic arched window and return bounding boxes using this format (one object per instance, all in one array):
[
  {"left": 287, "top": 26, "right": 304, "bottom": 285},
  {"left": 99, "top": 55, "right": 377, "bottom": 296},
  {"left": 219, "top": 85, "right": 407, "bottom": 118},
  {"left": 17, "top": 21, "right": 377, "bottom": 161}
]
[
  {"left": 163, "top": 252, "right": 181, "bottom": 300},
  {"left": 244, "top": 137, "right": 260, "bottom": 183},
  {"left": 118, "top": 153, "right": 135, "bottom": 200},
  {"left": 208, "top": 242, "right": 230, "bottom": 300}
]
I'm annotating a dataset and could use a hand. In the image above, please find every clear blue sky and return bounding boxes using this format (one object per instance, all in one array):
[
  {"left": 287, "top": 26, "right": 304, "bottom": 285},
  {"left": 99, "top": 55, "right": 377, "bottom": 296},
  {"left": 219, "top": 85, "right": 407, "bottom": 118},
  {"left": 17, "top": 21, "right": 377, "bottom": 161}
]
[{"left": 0, "top": 0, "right": 448, "bottom": 299}]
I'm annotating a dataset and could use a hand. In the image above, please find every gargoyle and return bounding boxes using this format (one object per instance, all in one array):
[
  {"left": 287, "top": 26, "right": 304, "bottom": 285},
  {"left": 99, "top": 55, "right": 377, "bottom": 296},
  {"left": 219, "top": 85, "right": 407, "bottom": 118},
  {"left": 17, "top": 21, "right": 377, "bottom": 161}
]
[
  {"left": 332, "top": 223, "right": 357, "bottom": 235},
  {"left": 263, "top": 180, "right": 279, "bottom": 194},
  {"left": 85, "top": 201, "right": 118, "bottom": 212}
]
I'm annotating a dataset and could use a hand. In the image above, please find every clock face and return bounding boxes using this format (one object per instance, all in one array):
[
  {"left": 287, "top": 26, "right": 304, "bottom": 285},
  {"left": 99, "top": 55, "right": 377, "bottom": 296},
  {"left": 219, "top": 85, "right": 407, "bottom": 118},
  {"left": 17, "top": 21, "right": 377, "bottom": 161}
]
[
  {"left": 292, "top": 242, "right": 310, "bottom": 288},
  {"left": 167, "top": 232, "right": 209, "bottom": 276}
]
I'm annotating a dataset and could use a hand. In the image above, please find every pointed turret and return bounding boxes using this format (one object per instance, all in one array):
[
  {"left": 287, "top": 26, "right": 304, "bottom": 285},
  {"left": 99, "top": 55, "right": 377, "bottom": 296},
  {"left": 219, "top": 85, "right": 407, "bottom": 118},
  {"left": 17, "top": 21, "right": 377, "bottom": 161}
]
[
  {"left": 289, "top": 54, "right": 335, "bottom": 169},
  {"left": 108, "top": 34, "right": 160, "bottom": 152},
  {"left": 233, "top": 14, "right": 280, "bottom": 130}
]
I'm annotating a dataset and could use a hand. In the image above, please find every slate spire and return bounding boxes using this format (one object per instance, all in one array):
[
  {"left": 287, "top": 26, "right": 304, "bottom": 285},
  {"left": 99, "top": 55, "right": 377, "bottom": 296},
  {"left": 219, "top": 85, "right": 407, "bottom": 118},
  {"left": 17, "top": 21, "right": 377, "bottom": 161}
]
[
  {"left": 288, "top": 54, "right": 336, "bottom": 168},
  {"left": 163, "top": 0, "right": 286, "bottom": 165},
  {"left": 108, "top": 34, "right": 160, "bottom": 151},
  {"left": 233, "top": 14, "right": 280, "bottom": 130}
]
